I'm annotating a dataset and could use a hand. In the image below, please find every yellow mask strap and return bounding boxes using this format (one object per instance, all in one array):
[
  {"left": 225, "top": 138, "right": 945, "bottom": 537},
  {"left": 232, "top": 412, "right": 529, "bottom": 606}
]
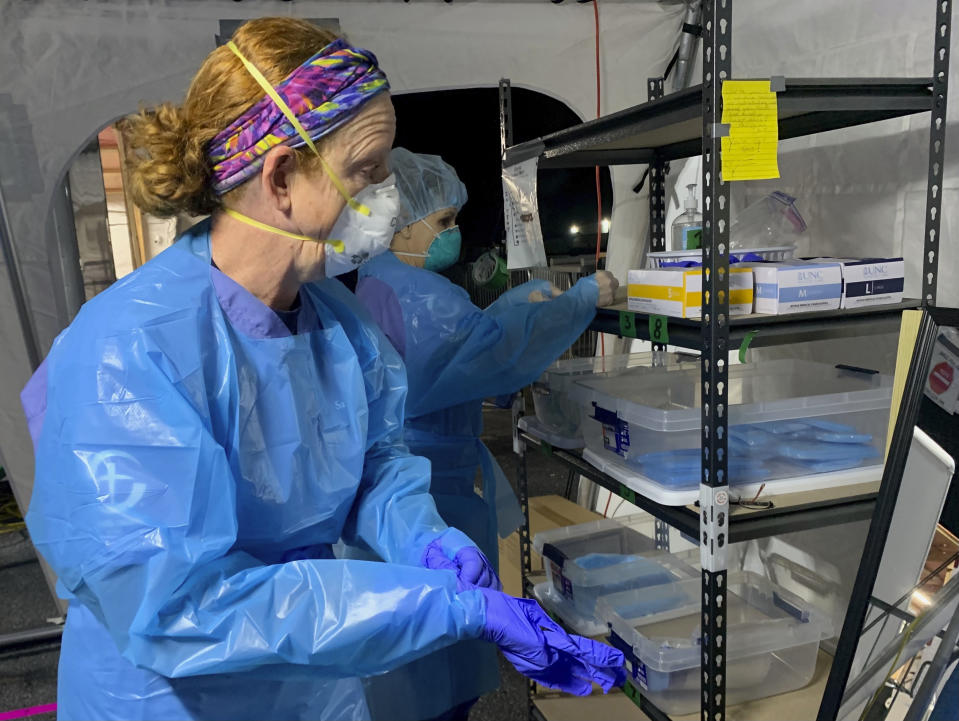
[
  {"left": 226, "top": 41, "right": 370, "bottom": 217},
  {"left": 223, "top": 208, "right": 345, "bottom": 254}
]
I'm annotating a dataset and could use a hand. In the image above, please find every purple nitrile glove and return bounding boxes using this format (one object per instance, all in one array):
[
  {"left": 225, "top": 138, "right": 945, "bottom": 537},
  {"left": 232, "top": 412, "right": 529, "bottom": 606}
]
[
  {"left": 478, "top": 588, "right": 626, "bottom": 696},
  {"left": 423, "top": 538, "right": 502, "bottom": 592}
]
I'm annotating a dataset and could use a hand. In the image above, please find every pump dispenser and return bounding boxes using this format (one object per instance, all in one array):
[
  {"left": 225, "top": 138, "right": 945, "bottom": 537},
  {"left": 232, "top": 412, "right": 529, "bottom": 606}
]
[{"left": 671, "top": 183, "right": 703, "bottom": 251}]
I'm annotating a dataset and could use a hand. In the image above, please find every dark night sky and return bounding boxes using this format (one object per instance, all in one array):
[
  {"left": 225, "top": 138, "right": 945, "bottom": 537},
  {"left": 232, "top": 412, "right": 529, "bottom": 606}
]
[{"left": 391, "top": 87, "right": 613, "bottom": 264}]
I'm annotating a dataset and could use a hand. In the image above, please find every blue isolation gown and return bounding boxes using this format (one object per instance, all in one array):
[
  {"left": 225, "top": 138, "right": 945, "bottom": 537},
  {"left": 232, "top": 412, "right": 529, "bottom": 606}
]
[
  {"left": 355, "top": 251, "right": 598, "bottom": 719},
  {"left": 22, "top": 221, "right": 487, "bottom": 721}
]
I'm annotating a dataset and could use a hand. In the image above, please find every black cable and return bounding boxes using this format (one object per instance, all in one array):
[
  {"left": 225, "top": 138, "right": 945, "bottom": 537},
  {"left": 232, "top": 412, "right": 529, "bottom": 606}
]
[
  {"left": 564, "top": 468, "right": 576, "bottom": 500},
  {"left": 862, "top": 550, "right": 959, "bottom": 636},
  {"left": 663, "top": 48, "right": 680, "bottom": 82},
  {"left": 632, "top": 168, "right": 650, "bottom": 195},
  {"left": 889, "top": 653, "right": 919, "bottom": 710}
]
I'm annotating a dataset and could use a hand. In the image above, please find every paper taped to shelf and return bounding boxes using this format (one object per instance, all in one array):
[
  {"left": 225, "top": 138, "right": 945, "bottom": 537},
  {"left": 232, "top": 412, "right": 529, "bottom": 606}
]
[
  {"left": 502, "top": 157, "right": 547, "bottom": 270},
  {"left": 720, "top": 80, "right": 781, "bottom": 181}
]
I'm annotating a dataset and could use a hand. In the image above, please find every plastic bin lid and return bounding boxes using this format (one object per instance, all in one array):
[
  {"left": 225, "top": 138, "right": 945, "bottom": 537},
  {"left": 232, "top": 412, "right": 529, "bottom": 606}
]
[
  {"left": 533, "top": 517, "right": 636, "bottom": 555},
  {"left": 536, "top": 351, "right": 699, "bottom": 393},
  {"left": 569, "top": 359, "right": 892, "bottom": 432},
  {"left": 517, "top": 415, "right": 584, "bottom": 450},
  {"left": 532, "top": 582, "right": 609, "bottom": 637},
  {"left": 533, "top": 518, "right": 697, "bottom": 587},
  {"left": 596, "top": 570, "right": 834, "bottom": 673}
]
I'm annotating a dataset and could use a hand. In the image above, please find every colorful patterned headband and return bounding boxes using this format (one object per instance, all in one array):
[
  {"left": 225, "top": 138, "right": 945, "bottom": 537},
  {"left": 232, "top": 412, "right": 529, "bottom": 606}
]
[{"left": 208, "top": 38, "right": 390, "bottom": 194}]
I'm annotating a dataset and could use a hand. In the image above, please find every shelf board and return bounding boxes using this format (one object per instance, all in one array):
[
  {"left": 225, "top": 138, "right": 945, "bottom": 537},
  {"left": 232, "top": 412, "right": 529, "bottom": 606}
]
[
  {"left": 591, "top": 299, "right": 920, "bottom": 350},
  {"left": 532, "top": 650, "right": 834, "bottom": 721},
  {"left": 505, "top": 78, "right": 933, "bottom": 168},
  {"left": 519, "top": 431, "right": 879, "bottom": 542}
]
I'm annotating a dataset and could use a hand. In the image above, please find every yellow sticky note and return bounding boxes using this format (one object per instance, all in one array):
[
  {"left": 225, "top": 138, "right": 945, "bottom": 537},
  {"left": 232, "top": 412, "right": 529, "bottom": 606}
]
[{"left": 720, "top": 80, "right": 780, "bottom": 181}]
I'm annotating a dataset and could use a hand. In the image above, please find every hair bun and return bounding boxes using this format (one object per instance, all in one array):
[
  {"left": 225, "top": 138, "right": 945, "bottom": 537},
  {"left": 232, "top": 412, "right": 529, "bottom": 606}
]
[{"left": 121, "top": 102, "right": 217, "bottom": 217}]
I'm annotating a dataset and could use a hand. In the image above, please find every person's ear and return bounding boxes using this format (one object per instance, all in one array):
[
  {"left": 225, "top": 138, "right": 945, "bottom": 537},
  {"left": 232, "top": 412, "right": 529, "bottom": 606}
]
[
  {"left": 260, "top": 146, "right": 298, "bottom": 213},
  {"left": 398, "top": 223, "right": 413, "bottom": 239}
]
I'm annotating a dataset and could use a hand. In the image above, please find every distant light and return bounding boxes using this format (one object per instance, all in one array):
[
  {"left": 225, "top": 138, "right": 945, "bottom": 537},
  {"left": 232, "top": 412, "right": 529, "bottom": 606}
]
[
  {"left": 570, "top": 224, "right": 580, "bottom": 235},
  {"left": 913, "top": 590, "right": 932, "bottom": 607},
  {"left": 601, "top": 218, "right": 611, "bottom": 233}
]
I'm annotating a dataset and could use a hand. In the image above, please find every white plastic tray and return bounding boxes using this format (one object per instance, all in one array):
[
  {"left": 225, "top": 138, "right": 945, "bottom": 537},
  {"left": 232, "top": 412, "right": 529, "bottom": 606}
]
[
  {"left": 583, "top": 447, "right": 883, "bottom": 507},
  {"left": 646, "top": 245, "right": 795, "bottom": 268}
]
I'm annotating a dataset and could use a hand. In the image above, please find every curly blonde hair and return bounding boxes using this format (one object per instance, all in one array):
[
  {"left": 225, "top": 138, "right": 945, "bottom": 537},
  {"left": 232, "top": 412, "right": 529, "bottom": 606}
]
[{"left": 120, "top": 18, "right": 339, "bottom": 217}]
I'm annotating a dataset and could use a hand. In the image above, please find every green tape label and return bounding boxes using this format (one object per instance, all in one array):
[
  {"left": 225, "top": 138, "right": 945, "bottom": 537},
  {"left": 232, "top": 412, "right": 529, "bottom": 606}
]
[
  {"left": 618, "top": 311, "right": 638, "bottom": 338},
  {"left": 739, "top": 329, "right": 759, "bottom": 363},
  {"left": 624, "top": 680, "right": 641, "bottom": 706},
  {"left": 649, "top": 314, "right": 669, "bottom": 344},
  {"left": 620, "top": 485, "right": 636, "bottom": 505}
]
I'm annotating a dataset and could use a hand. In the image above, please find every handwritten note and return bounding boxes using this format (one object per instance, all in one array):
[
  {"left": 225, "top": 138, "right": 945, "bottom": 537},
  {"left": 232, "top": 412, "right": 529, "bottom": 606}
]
[{"left": 720, "top": 80, "right": 780, "bottom": 181}]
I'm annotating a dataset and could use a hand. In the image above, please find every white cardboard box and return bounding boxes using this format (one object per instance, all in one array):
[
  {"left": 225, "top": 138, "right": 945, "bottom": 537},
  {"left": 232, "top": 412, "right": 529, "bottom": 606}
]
[
  {"left": 751, "top": 262, "right": 842, "bottom": 314},
  {"left": 627, "top": 267, "right": 753, "bottom": 318},
  {"left": 806, "top": 257, "right": 905, "bottom": 309}
]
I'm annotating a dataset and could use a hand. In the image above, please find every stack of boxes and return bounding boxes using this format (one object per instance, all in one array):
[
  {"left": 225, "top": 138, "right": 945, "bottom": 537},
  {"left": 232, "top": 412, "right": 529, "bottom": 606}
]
[{"left": 627, "top": 258, "right": 904, "bottom": 318}]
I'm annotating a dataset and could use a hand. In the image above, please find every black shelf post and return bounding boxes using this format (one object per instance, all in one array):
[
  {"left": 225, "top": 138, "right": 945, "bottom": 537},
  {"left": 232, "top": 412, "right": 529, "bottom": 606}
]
[
  {"left": 701, "top": 1, "right": 732, "bottom": 720},
  {"left": 923, "top": 0, "right": 950, "bottom": 307},
  {"left": 648, "top": 77, "right": 668, "bottom": 256},
  {"left": 500, "top": 78, "right": 513, "bottom": 161},
  {"left": 648, "top": 76, "right": 669, "bottom": 369}
]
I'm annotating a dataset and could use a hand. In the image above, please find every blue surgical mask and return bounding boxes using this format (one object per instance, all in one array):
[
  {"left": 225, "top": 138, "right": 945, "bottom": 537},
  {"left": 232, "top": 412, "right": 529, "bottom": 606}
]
[{"left": 394, "top": 219, "right": 462, "bottom": 272}]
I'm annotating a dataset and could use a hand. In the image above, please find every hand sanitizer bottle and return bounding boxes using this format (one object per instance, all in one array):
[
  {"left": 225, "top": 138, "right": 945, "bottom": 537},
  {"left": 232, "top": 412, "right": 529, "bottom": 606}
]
[{"left": 671, "top": 183, "right": 703, "bottom": 251}]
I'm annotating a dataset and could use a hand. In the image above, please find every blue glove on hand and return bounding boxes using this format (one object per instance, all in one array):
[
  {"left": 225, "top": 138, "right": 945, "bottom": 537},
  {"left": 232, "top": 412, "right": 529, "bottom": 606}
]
[
  {"left": 478, "top": 588, "right": 626, "bottom": 696},
  {"left": 422, "top": 534, "right": 502, "bottom": 591}
]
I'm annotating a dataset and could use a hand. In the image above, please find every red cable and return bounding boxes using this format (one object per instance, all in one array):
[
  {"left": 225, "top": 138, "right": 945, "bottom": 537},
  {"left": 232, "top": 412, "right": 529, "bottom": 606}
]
[
  {"left": 603, "top": 490, "right": 612, "bottom": 517},
  {"left": 593, "top": 0, "right": 606, "bottom": 357}
]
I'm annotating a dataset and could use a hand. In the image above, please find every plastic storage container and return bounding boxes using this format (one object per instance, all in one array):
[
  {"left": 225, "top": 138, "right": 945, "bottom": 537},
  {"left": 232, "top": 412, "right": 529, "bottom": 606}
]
[
  {"left": 598, "top": 570, "right": 833, "bottom": 715},
  {"left": 531, "top": 352, "right": 699, "bottom": 445},
  {"left": 532, "top": 518, "right": 698, "bottom": 618},
  {"left": 533, "top": 582, "right": 609, "bottom": 637},
  {"left": 571, "top": 359, "right": 892, "bottom": 493}
]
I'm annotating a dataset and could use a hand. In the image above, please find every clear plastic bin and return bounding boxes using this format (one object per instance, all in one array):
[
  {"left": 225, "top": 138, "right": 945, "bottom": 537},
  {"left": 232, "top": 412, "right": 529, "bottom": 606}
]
[
  {"left": 597, "top": 570, "right": 833, "bottom": 715},
  {"left": 532, "top": 518, "right": 697, "bottom": 617},
  {"left": 532, "top": 352, "right": 698, "bottom": 442},
  {"left": 571, "top": 359, "right": 892, "bottom": 489},
  {"left": 532, "top": 582, "right": 609, "bottom": 637}
]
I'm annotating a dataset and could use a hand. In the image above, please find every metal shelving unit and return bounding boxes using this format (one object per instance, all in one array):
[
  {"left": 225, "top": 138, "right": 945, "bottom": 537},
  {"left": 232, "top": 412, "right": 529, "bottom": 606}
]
[{"left": 503, "top": 2, "right": 950, "bottom": 720}]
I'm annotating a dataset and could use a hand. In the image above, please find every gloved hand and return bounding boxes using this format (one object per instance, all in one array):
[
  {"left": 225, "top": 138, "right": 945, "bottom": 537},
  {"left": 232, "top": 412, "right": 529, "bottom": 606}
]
[
  {"left": 423, "top": 536, "right": 502, "bottom": 591},
  {"left": 478, "top": 588, "right": 626, "bottom": 695},
  {"left": 593, "top": 270, "right": 619, "bottom": 307},
  {"left": 528, "top": 283, "right": 563, "bottom": 303}
]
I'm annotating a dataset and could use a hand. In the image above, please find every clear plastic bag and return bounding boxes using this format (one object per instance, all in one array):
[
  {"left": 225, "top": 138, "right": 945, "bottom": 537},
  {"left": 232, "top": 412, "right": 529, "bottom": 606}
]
[{"left": 730, "top": 191, "right": 807, "bottom": 250}]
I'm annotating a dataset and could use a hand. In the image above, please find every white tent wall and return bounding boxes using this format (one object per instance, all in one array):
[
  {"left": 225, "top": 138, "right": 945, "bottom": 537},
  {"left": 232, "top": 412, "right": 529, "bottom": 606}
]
[
  {"left": 0, "top": 0, "right": 682, "bottom": 604},
  {"left": 657, "top": 0, "right": 959, "bottom": 374}
]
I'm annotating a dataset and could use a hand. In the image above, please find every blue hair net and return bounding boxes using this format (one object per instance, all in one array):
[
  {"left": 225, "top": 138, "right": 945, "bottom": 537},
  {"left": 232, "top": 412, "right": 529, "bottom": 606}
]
[{"left": 391, "top": 147, "right": 468, "bottom": 229}]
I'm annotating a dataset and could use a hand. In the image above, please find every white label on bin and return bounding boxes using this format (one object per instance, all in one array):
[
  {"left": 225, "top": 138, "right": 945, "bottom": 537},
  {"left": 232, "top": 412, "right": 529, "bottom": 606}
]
[
  {"left": 549, "top": 562, "right": 575, "bottom": 600},
  {"left": 602, "top": 419, "right": 631, "bottom": 456},
  {"left": 630, "top": 660, "right": 649, "bottom": 690}
]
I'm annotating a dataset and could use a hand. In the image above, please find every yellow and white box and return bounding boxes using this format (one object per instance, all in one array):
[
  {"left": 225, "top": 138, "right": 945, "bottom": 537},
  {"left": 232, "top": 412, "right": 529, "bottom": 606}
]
[{"left": 627, "top": 267, "right": 753, "bottom": 318}]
